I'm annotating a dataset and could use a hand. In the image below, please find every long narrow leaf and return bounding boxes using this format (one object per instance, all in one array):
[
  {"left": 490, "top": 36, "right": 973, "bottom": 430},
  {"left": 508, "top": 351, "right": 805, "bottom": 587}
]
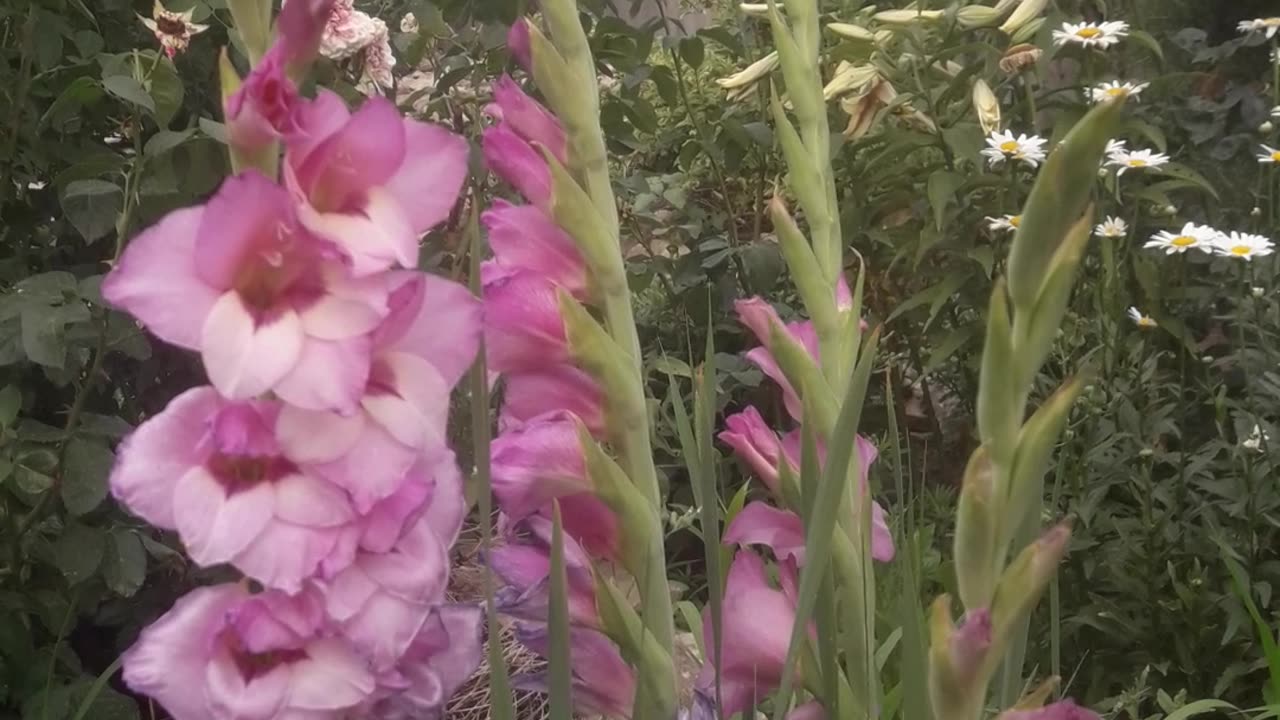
[
  {"left": 68, "top": 656, "right": 122, "bottom": 720},
  {"left": 548, "top": 503, "right": 574, "bottom": 720}
]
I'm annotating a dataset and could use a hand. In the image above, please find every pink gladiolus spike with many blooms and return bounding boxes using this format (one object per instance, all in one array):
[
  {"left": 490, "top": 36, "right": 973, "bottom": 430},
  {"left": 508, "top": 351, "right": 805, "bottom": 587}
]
[
  {"left": 122, "top": 584, "right": 377, "bottom": 719},
  {"left": 285, "top": 91, "right": 469, "bottom": 275}
]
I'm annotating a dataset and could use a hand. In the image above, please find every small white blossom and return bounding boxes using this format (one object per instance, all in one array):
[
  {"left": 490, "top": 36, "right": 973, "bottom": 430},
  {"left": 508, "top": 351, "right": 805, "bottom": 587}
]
[
  {"left": 1053, "top": 20, "right": 1129, "bottom": 49},
  {"left": 1238, "top": 18, "right": 1280, "bottom": 39},
  {"left": 1243, "top": 424, "right": 1270, "bottom": 452},
  {"left": 399, "top": 12, "right": 418, "bottom": 34},
  {"left": 1144, "top": 222, "right": 1222, "bottom": 254},
  {"left": 1212, "top": 231, "right": 1275, "bottom": 260},
  {"left": 1089, "top": 80, "right": 1148, "bottom": 104},
  {"left": 1262, "top": 122, "right": 1275, "bottom": 134},
  {"left": 1258, "top": 144, "right": 1280, "bottom": 164},
  {"left": 1272, "top": 105, "right": 1280, "bottom": 119},
  {"left": 981, "top": 129, "right": 1047, "bottom": 168},
  {"left": 985, "top": 214, "right": 1021, "bottom": 233},
  {"left": 1253, "top": 286, "right": 1266, "bottom": 298},
  {"left": 1106, "top": 147, "right": 1170, "bottom": 175},
  {"left": 1093, "top": 216, "right": 1128, "bottom": 238},
  {"left": 1127, "top": 306, "right": 1157, "bottom": 328}
]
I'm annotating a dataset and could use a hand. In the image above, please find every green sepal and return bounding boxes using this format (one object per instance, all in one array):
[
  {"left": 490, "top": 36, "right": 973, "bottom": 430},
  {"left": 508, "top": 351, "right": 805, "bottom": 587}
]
[
  {"left": 557, "top": 291, "right": 646, "bottom": 434},
  {"left": 771, "top": 196, "right": 836, "bottom": 336},
  {"left": 541, "top": 148, "right": 624, "bottom": 297},
  {"left": 593, "top": 573, "right": 679, "bottom": 719},
  {"left": 1014, "top": 211, "right": 1092, "bottom": 388},
  {"left": 227, "top": 0, "right": 271, "bottom": 66},
  {"left": 768, "top": 320, "right": 838, "bottom": 433},
  {"left": 989, "top": 524, "right": 1071, "bottom": 654},
  {"left": 954, "top": 447, "right": 1000, "bottom": 611},
  {"left": 1003, "top": 376, "right": 1086, "bottom": 549},
  {"left": 977, "top": 279, "right": 1017, "bottom": 463}
]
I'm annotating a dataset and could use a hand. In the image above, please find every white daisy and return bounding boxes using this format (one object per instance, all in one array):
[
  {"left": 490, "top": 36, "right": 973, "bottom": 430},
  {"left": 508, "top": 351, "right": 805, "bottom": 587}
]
[
  {"left": 1243, "top": 424, "right": 1270, "bottom": 452},
  {"left": 1127, "top": 307, "right": 1157, "bottom": 328},
  {"left": 1212, "top": 231, "right": 1275, "bottom": 260},
  {"left": 986, "top": 214, "right": 1021, "bottom": 233},
  {"left": 1090, "top": 80, "right": 1149, "bottom": 104},
  {"left": 1093, "top": 216, "right": 1128, "bottom": 238},
  {"left": 1258, "top": 144, "right": 1280, "bottom": 164},
  {"left": 1105, "top": 139, "right": 1127, "bottom": 156},
  {"left": 1106, "top": 147, "right": 1169, "bottom": 175},
  {"left": 1272, "top": 106, "right": 1280, "bottom": 120},
  {"left": 981, "top": 129, "right": 1047, "bottom": 168},
  {"left": 1238, "top": 18, "right": 1280, "bottom": 39},
  {"left": 1144, "top": 222, "right": 1222, "bottom": 254},
  {"left": 1053, "top": 20, "right": 1129, "bottom": 49}
]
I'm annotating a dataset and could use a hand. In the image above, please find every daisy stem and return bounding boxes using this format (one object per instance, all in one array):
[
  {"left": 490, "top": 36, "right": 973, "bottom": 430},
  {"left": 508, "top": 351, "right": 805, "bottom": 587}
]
[{"left": 1023, "top": 74, "right": 1038, "bottom": 133}]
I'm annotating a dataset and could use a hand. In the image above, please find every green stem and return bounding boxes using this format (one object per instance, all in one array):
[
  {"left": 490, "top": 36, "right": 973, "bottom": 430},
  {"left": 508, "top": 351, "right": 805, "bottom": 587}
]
[{"left": 0, "top": 6, "right": 36, "bottom": 214}]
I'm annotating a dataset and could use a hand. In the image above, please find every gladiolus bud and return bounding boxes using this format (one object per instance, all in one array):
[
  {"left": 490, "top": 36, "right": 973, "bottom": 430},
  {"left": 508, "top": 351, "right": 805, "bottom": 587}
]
[
  {"left": 972, "top": 79, "right": 1002, "bottom": 134},
  {"left": 507, "top": 18, "right": 532, "bottom": 71},
  {"left": 991, "top": 523, "right": 1071, "bottom": 631},
  {"left": 999, "top": 0, "right": 1049, "bottom": 34},
  {"left": 955, "top": 448, "right": 1000, "bottom": 610},
  {"left": 998, "top": 699, "right": 1102, "bottom": 720}
]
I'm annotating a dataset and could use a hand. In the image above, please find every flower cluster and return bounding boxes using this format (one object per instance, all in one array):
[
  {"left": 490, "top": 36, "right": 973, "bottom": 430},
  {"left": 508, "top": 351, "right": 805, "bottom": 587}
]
[
  {"left": 104, "top": 3, "right": 481, "bottom": 717},
  {"left": 1143, "top": 221, "right": 1275, "bottom": 260},
  {"left": 314, "top": 0, "right": 396, "bottom": 91}
]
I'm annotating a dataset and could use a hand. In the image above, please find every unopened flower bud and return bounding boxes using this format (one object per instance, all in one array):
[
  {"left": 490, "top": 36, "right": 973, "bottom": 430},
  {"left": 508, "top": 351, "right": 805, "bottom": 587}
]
[
  {"left": 957, "top": 5, "right": 1005, "bottom": 28},
  {"left": 1096, "top": 167, "right": 1108, "bottom": 178},
  {"left": 999, "top": 0, "right": 1050, "bottom": 34},
  {"left": 972, "top": 79, "right": 1002, "bottom": 134},
  {"left": 1252, "top": 206, "right": 1264, "bottom": 217},
  {"left": 1138, "top": 448, "right": 1153, "bottom": 457},
  {"left": 1253, "top": 286, "right": 1265, "bottom": 298},
  {"left": 874, "top": 9, "right": 945, "bottom": 24},
  {"left": 826, "top": 22, "right": 875, "bottom": 40},
  {"left": 1201, "top": 355, "right": 1214, "bottom": 364},
  {"left": 716, "top": 51, "right": 780, "bottom": 100},
  {"left": 1163, "top": 204, "right": 1178, "bottom": 216},
  {"left": 1262, "top": 121, "right": 1275, "bottom": 134}
]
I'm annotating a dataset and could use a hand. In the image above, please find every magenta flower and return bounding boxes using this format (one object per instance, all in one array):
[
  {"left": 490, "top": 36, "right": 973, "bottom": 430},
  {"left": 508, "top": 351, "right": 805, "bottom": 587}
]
[
  {"left": 482, "top": 123, "right": 552, "bottom": 209},
  {"left": 482, "top": 199, "right": 587, "bottom": 298},
  {"left": 225, "top": 50, "right": 301, "bottom": 156},
  {"left": 286, "top": 91, "right": 469, "bottom": 275},
  {"left": 483, "top": 270, "right": 571, "bottom": 374},
  {"left": 513, "top": 623, "right": 636, "bottom": 718},
  {"left": 718, "top": 406, "right": 787, "bottom": 494},
  {"left": 723, "top": 501, "right": 805, "bottom": 564},
  {"left": 500, "top": 365, "right": 604, "bottom": 437},
  {"left": 697, "top": 551, "right": 802, "bottom": 718},
  {"left": 122, "top": 583, "right": 376, "bottom": 719},
  {"left": 507, "top": 18, "right": 532, "bottom": 71},
  {"left": 487, "top": 75, "right": 568, "bottom": 163},
  {"left": 110, "top": 387, "right": 362, "bottom": 592},
  {"left": 490, "top": 516, "right": 600, "bottom": 627},
  {"left": 103, "top": 171, "right": 391, "bottom": 411},
  {"left": 1002, "top": 700, "right": 1101, "bottom": 720}
]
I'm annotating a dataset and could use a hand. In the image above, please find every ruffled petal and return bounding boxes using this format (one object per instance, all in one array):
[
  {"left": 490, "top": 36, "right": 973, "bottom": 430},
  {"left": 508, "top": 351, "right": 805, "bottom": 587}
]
[{"left": 382, "top": 120, "right": 469, "bottom": 234}]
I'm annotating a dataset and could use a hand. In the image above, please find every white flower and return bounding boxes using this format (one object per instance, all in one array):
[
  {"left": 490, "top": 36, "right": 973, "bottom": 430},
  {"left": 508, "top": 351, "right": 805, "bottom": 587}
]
[
  {"left": 1106, "top": 147, "right": 1169, "bottom": 175},
  {"left": 1093, "top": 216, "right": 1128, "bottom": 238},
  {"left": 1090, "top": 80, "right": 1148, "bottom": 104},
  {"left": 986, "top": 214, "right": 1021, "bottom": 233},
  {"left": 1144, "top": 222, "right": 1222, "bottom": 254},
  {"left": 1238, "top": 18, "right": 1280, "bottom": 39},
  {"left": 1212, "top": 231, "right": 1275, "bottom": 260},
  {"left": 1053, "top": 20, "right": 1129, "bottom": 48},
  {"left": 1243, "top": 424, "right": 1270, "bottom": 452},
  {"left": 1271, "top": 105, "right": 1280, "bottom": 119},
  {"left": 1105, "top": 138, "right": 1127, "bottom": 155},
  {"left": 981, "top": 129, "right": 1047, "bottom": 168},
  {"left": 1253, "top": 286, "right": 1266, "bottom": 298},
  {"left": 1258, "top": 144, "right": 1280, "bottom": 164},
  {"left": 1127, "top": 307, "right": 1157, "bottom": 328},
  {"left": 400, "top": 12, "right": 418, "bottom": 34}
]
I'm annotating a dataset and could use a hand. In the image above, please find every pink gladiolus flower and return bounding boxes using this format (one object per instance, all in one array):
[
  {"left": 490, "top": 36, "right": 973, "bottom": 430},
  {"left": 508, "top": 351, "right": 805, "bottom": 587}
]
[
  {"left": 500, "top": 365, "right": 605, "bottom": 437},
  {"left": 122, "top": 583, "right": 376, "bottom": 719},
  {"left": 508, "top": 19, "right": 532, "bottom": 71},
  {"left": 513, "top": 623, "right": 637, "bottom": 718},
  {"left": 226, "top": 49, "right": 300, "bottom": 156},
  {"left": 723, "top": 501, "right": 805, "bottom": 564},
  {"left": 950, "top": 608, "right": 992, "bottom": 677},
  {"left": 735, "top": 297, "right": 819, "bottom": 421},
  {"left": 110, "top": 387, "right": 360, "bottom": 592},
  {"left": 286, "top": 91, "right": 468, "bottom": 275},
  {"left": 103, "top": 171, "right": 392, "bottom": 411},
  {"left": 482, "top": 123, "right": 552, "bottom": 208},
  {"left": 697, "top": 552, "right": 802, "bottom": 718},
  {"left": 490, "top": 516, "right": 600, "bottom": 627},
  {"left": 362, "top": 605, "right": 485, "bottom": 718},
  {"left": 490, "top": 412, "right": 619, "bottom": 558},
  {"left": 1002, "top": 700, "right": 1101, "bottom": 720},
  {"left": 482, "top": 199, "right": 588, "bottom": 298},
  {"left": 483, "top": 270, "right": 571, "bottom": 374},
  {"left": 487, "top": 75, "right": 568, "bottom": 163}
]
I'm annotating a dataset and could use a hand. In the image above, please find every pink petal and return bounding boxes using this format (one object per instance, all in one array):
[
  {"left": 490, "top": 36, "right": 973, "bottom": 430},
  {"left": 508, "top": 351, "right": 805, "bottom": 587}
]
[
  {"left": 193, "top": 171, "right": 297, "bottom": 290},
  {"left": 507, "top": 19, "right": 532, "bottom": 72},
  {"left": 361, "top": 352, "right": 450, "bottom": 452},
  {"left": 273, "top": 472, "right": 355, "bottom": 528},
  {"left": 375, "top": 272, "right": 481, "bottom": 387},
  {"left": 490, "top": 413, "right": 588, "bottom": 519},
  {"left": 735, "top": 296, "right": 786, "bottom": 349},
  {"left": 500, "top": 366, "right": 604, "bottom": 436},
  {"left": 231, "top": 521, "right": 343, "bottom": 592},
  {"left": 787, "top": 701, "right": 827, "bottom": 720},
  {"left": 206, "top": 646, "right": 292, "bottom": 720},
  {"left": 719, "top": 406, "right": 786, "bottom": 495},
  {"left": 101, "top": 206, "right": 219, "bottom": 350},
  {"left": 121, "top": 584, "right": 249, "bottom": 720},
  {"left": 872, "top": 500, "right": 895, "bottom": 563},
  {"left": 272, "top": 334, "right": 372, "bottom": 413},
  {"left": 359, "top": 470, "right": 430, "bottom": 553},
  {"left": 298, "top": 268, "right": 392, "bottom": 340},
  {"left": 276, "top": 405, "right": 365, "bottom": 465},
  {"left": 746, "top": 346, "right": 803, "bottom": 421},
  {"left": 287, "top": 638, "right": 377, "bottom": 710},
  {"left": 482, "top": 200, "right": 587, "bottom": 297},
  {"left": 286, "top": 89, "right": 351, "bottom": 167},
  {"left": 201, "top": 292, "right": 305, "bottom": 399},
  {"left": 310, "top": 421, "right": 419, "bottom": 513},
  {"left": 172, "top": 467, "right": 274, "bottom": 567},
  {"left": 723, "top": 502, "right": 806, "bottom": 565},
  {"left": 489, "top": 75, "right": 567, "bottom": 163},
  {"left": 481, "top": 124, "right": 551, "bottom": 208},
  {"left": 420, "top": 452, "right": 466, "bottom": 548},
  {"left": 550, "top": 493, "right": 620, "bottom": 560},
  {"left": 297, "top": 188, "right": 418, "bottom": 276},
  {"left": 399, "top": 605, "right": 484, "bottom": 707},
  {"left": 482, "top": 271, "right": 569, "bottom": 374},
  {"left": 382, "top": 120, "right": 470, "bottom": 234},
  {"left": 295, "top": 96, "right": 405, "bottom": 210},
  {"left": 111, "top": 386, "right": 220, "bottom": 528},
  {"left": 275, "top": 0, "right": 334, "bottom": 71}
]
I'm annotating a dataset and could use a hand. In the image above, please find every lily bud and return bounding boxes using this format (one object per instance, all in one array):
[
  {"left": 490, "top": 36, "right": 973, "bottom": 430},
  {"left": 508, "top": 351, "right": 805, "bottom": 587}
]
[
  {"left": 823, "top": 61, "right": 878, "bottom": 101},
  {"left": 739, "top": 3, "right": 773, "bottom": 17},
  {"left": 716, "top": 51, "right": 780, "bottom": 101},
  {"left": 972, "top": 79, "right": 1002, "bottom": 134},
  {"left": 826, "top": 22, "right": 875, "bottom": 40},
  {"left": 1010, "top": 17, "right": 1046, "bottom": 43},
  {"left": 999, "top": 0, "right": 1049, "bottom": 34},
  {"left": 874, "top": 9, "right": 944, "bottom": 24},
  {"left": 957, "top": 6, "right": 1006, "bottom": 28}
]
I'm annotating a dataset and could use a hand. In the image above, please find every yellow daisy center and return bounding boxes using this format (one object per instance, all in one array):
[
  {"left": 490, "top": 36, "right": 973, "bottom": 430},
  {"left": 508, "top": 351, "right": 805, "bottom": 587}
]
[
  {"left": 1128, "top": 158, "right": 1147, "bottom": 167},
  {"left": 1009, "top": 215, "right": 1021, "bottom": 227},
  {"left": 1076, "top": 27, "right": 1103, "bottom": 39},
  {"left": 1138, "top": 317, "right": 1156, "bottom": 328},
  {"left": 1170, "top": 235, "right": 1196, "bottom": 247},
  {"left": 1106, "top": 87, "right": 1127, "bottom": 97},
  {"left": 999, "top": 140, "right": 1019, "bottom": 153},
  {"left": 1231, "top": 245, "right": 1253, "bottom": 256},
  {"left": 1271, "top": 151, "right": 1280, "bottom": 162}
]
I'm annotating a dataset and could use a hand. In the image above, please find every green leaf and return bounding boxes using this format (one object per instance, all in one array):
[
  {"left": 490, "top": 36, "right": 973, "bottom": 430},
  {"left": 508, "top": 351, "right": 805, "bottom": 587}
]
[
  {"left": 40, "top": 77, "right": 103, "bottom": 128},
  {"left": 0, "top": 386, "right": 20, "bottom": 427},
  {"left": 199, "top": 117, "right": 229, "bottom": 144},
  {"left": 61, "top": 438, "right": 113, "bottom": 516},
  {"left": 926, "top": 170, "right": 963, "bottom": 231},
  {"left": 13, "top": 464, "right": 54, "bottom": 494},
  {"left": 679, "top": 37, "right": 705, "bottom": 68},
  {"left": 69, "top": 658, "right": 138, "bottom": 720},
  {"left": 145, "top": 129, "right": 196, "bottom": 157},
  {"left": 1129, "top": 29, "right": 1165, "bottom": 64},
  {"left": 1156, "top": 163, "right": 1220, "bottom": 201},
  {"left": 547, "top": 504, "right": 573, "bottom": 720},
  {"left": 102, "top": 529, "right": 146, "bottom": 597},
  {"left": 149, "top": 61, "right": 185, "bottom": 127},
  {"left": 54, "top": 524, "right": 105, "bottom": 584},
  {"left": 60, "top": 179, "right": 123, "bottom": 244},
  {"left": 20, "top": 307, "right": 66, "bottom": 368},
  {"left": 102, "top": 75, "right": 155, "bottom": 112},
  {"left": 1161, "top": 700, "right": 1239, "bottom": 720}
]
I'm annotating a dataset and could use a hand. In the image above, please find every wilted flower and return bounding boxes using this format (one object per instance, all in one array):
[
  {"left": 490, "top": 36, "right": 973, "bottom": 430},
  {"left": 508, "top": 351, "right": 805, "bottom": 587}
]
[
  {"left": 840, "top": 74, "right": 899, "bottom": 139},
  {"left": 972, "top": 79, "right": 1002, "bottom": 134},
  {"left": 1106, "top": 147, "right": 1169, "bottom": 175},
  {"left": 986, "top": 214, "right": 1021, "bottom": 233},
  {"left": 981, "top": 130, "right": 1048, "bottom": 168},
  {"left": 1257, "top": 144, "right": 1280, "bottom": 164},
  {"left": 824, "top": 61, "right": 879, "bottom": 102},
  {"left": 316, "top": 0, "right": 397, "bottom": 92},
  {"left": 999, "top": 44, "right": 1042, "bottom": 74},
  {"left": 1093, "top": 216, "right": 1128, "bottom": 238},
  {"left": 1144, "top": 222, "right": 1222, "bottom": 254},
  {"left": 1052, "top": 20, "right": 1129, "bottom": 48},
  {"left": 1089, "top": 80, "right": 1148, "bottom": 104},
  {"left": 1238, "top": 18, "right": 1280, "bottom": 39},
  {"left": 1212, "top": 231, "right": 1275, "bottom": 260},
  {"left": 139, "top": 0, "right": 208, "bottom": 58},
  {"left": 716, "top": 52, "right": 780, "bottom": 101},
  {"left": 400, "top": 12, "right": 418, "bottom": 33},
  {"left": 1127, "top": 307, "right": 1157, "bottom": 329}
]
